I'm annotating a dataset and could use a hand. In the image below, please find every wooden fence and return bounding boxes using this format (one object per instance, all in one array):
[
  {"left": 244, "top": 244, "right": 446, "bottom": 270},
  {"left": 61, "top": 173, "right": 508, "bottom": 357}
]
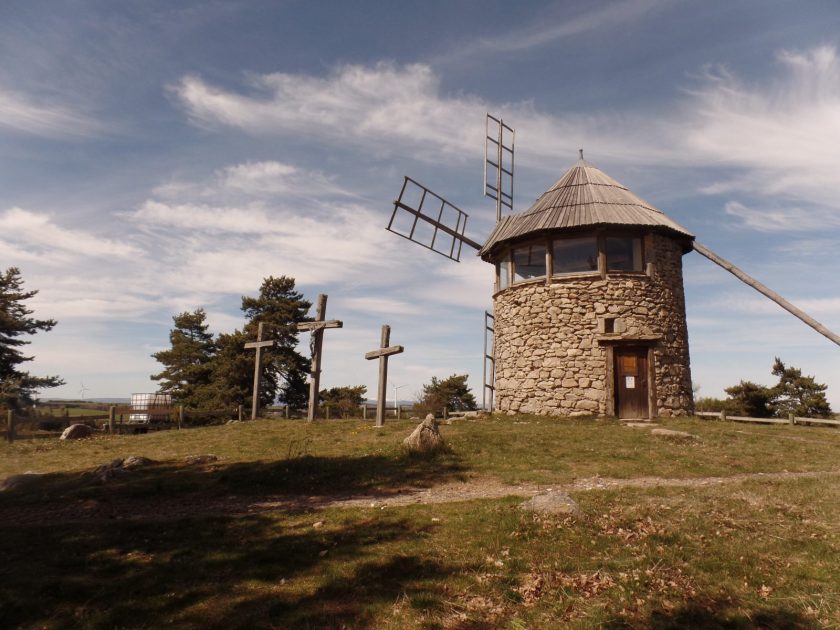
[
  {"left": 2, "top": 405, "right": 242, "bottom": 443},
  {"left": 695, "top": 410, "right": 840, "bottom": 428}
]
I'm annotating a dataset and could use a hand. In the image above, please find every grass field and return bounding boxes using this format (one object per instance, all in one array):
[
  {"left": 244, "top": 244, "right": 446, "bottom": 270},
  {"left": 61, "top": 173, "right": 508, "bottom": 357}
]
[{"left": 1, "top": 416, "right": 839, "bottom": 628}]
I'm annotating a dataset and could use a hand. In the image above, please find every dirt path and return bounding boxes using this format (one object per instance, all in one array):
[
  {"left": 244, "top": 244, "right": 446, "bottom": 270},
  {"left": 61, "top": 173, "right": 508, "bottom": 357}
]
[
  {"left": 316, "top": 469, "right": 840, "bottom": 509},
  {"left": 3, "top": 469, "right": 839, "bottom": 525}
]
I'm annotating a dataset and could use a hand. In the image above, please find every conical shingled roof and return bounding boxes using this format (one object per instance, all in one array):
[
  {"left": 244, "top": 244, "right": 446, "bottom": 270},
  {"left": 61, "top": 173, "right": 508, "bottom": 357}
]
[{"left": 479, "top": 157, "right": 694, "bottom": 259}]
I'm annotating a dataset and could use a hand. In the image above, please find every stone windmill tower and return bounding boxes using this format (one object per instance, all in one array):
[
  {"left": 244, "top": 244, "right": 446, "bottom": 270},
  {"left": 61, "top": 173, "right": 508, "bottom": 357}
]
[
  {"left": 387, "top": 115, "right": 839, "bottom": 419},
  {"left": 477, "top": 153, "right": 694, "bottom": 418}
]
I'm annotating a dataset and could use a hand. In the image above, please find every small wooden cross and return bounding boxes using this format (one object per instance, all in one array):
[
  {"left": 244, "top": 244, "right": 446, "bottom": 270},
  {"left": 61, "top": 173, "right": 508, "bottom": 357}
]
[
  {"left": 295, "top": 294, "right": 343, "bottom": 422},
  {"left": 244, "top": 322, "right": 275, "bottom": 420},
  {"left": 365, "top": 324, "right": 404, "bottom": 427}
]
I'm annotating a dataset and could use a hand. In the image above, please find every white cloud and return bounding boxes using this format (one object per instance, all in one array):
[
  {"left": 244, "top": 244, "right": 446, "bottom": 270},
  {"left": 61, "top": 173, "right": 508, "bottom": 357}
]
[
  {"left": 0, "top": 207, "right": 141, "bottom": 261},
  {"left": 723, "top": 201, "right": 840, "bottom": 232},
  {"left": 0, "top": 88, "right": 101, "bottom": 138},
  {"left": 685, "top": 47, "right": 840, "bottom": 206},
  {"left": 173, "top": 45, "right": 840, "bottom": 225}
]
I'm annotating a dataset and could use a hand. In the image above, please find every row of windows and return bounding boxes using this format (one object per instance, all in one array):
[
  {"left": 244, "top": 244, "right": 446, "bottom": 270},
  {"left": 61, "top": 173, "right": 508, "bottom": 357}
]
[{"left": 497, "top": 235, "right": 644, "bottom": 289}]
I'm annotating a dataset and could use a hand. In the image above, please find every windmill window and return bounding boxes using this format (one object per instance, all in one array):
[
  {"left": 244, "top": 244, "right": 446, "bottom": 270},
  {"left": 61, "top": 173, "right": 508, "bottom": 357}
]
[
  {"left": 553, "top": 236, "right": 599, "bottom": 274},
  {"left": 606, "top": 236, "right": 643, "bottom": 272},
  {"left": 512, "top": 243, "right": 547, "bottom": 282},
  {"left": 498, "top": 256, "right": 510, "bottom": 290}
]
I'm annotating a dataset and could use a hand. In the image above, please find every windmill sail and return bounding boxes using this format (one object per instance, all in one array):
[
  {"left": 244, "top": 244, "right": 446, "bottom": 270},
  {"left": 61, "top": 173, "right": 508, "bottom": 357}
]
[
  {"left": 484, "top": 113, "right": 515, "bottom": 222},
  {"left": 387, "top": 176, "right": 481, "bottom": 262}
]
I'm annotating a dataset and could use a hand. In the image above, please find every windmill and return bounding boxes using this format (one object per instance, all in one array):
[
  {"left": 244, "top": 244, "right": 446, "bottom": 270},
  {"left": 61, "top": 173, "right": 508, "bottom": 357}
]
[
  {"left": 386, "top": 114, "right": 839, "bottom": 419},
  {"left": 78, "top": 381, "right": 91, "bottom": 400}
]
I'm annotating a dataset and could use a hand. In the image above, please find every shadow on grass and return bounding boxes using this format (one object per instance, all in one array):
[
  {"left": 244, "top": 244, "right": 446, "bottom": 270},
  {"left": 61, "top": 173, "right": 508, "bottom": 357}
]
[
  {"left": 0, "top": 449, "right": 467, "bottom": 519},
  {"left": 0, "top": 509, "right": 470, "bottom": 628},
  {"left": 0, "top": 452, "right": 471, "bottom": 625},
  {"left": 606, "top": 595, "right": 817, "bottom": 629}
]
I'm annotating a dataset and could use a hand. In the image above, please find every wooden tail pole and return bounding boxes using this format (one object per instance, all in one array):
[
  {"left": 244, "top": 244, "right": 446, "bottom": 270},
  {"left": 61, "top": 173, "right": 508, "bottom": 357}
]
[{"left": 693, "top": 241, "right": 840, "bottom": 346}]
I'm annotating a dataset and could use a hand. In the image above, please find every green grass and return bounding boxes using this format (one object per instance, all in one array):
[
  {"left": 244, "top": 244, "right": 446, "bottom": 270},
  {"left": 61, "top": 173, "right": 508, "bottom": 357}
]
[{"left": 1, "top": 416, "right": 839, "bottom": 628}]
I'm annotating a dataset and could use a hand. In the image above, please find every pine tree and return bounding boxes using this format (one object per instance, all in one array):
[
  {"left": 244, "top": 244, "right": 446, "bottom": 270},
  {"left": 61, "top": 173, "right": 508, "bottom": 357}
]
[
  {"left": 320, "top": 385, "right": 367, "bottom": 418},
  {"left": 200, "top": 276, "right": 311, "bottom": 410},
  {"left": 151, "top": 309, "right": 216, "bottom": 408},
  {"left": 414, "top": 374, "right": 477, "bottom": 416},
  {"left": 771, "top": 357, "right": 832, "bottom": 418},
  {"left": 0, "top": 267, "right": 64, "bottom": 408},
  {"left": 240, "top": 276, "right": 311, "bottom": 407},
  {"left": 202, "top": 330, "right": 252, "bottom": 409},
  {"left": 723, "top": 380, "right": 775, "bottom": 417}
]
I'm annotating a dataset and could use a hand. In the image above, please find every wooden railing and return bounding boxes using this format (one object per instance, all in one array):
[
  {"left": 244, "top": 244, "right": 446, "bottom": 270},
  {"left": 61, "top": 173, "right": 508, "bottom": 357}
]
[{"left": 695, "top": 411, "right": 840, "bottom": 427}]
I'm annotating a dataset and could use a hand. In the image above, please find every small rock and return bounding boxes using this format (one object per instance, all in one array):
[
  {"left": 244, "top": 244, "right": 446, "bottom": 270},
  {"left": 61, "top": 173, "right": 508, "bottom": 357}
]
[
  {"left": 318, "top": 550, "right": 328, "bottom": 557},
  {"left": 403, "top": 414, "right": 446, "bottom": 453},
  {"left": 60, "top": 423, "right": 92, "bottom": 440},
  {"left": 624, "top": 422, "right": 658, "bottom": 428},
  {"left": 226, "top": 420, "right": 242, "bottom": 425},
  {"left": 520, "top": 491, "right": 581, "bottom": 516},
  {"left": 0, "top": 472, "right": 44, "bottom": 492},
  {"left": 651, "top": 428, "right": 698, "bottom": 441},
  {"left": 312, "top": 521, "right": 324, "bottom": 529},
  {"left": 185, "top": 454, "right": 219, "bottom": 465}
]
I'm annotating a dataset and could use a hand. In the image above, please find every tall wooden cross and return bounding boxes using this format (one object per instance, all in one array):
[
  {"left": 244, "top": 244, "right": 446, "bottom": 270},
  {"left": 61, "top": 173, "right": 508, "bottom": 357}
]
[
  {"left": 244, "top": 322, "right": 275, "bottom": 420},
  {"left": 296, "top": 294, "right": 343, "bottom": 422},
  {"left": 365, "top": 324, "right": 404, "bottom": 427}
]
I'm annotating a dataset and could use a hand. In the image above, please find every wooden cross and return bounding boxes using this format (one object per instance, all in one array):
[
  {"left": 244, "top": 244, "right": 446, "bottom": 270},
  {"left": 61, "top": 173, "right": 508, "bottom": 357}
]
[
  {"left": 244, "top": 322, "right": 275, "bottom": 420},
  {"left": 365, "top": 324, "right": 404, "bottom": 427},
  {"left": 295, "top": 294, "right": 343, "bottom": 422}
]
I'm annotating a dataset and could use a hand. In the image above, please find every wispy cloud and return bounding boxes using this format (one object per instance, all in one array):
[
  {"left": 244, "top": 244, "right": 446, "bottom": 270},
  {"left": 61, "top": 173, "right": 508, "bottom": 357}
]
[
  {"left": 449, "top": 0, "right": 669, "bottom": 57},
  {"left": 172, "top": 45, "right": 840, "bottom": 231},
  {"left": 723, "top": 201, "right": 840, "bottom": 232},
  {"left": 0, "top": 207, "right": 140, "bottom": 261},
  {"left": 0, "top": 88, "right": 101, "bottom": 138}
]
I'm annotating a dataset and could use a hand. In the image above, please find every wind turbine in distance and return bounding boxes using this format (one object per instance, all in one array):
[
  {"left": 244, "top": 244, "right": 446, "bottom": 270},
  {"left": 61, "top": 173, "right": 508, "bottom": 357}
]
[{"left": 78, "top": 382, "right": 91, "bottom": 400}]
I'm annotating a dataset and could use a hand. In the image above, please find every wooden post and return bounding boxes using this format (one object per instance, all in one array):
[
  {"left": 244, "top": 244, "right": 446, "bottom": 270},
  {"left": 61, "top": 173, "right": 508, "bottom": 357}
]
[
  {"left": 285, "top": 404, "right": 289, "bottom": 419},
  {"left": 6, "top": 409, "right": 14, "bottom": 443},
  {"left": 397, "top": 404, "right": 401, "bottom": 420},
  {"left": 296, "top": 294, "right": 343, "bottom": 422},
  {"left": 108, "top": 406, "right": 115, "bottom": 434},
  {"left": 364, "top": 325, "right": 404, "bottom": 427},
  {"left": 720, "top": 410, "right": 727, "bottom": 422},
  {"left": 325, "top": 405, "right": 330, "bottom": 420},
  {"left": 238, "top": 405, "right": 243, "bottom": 422},
  {"left": 244, "top": 322, "right": 275, "bottom": 421},
  {"left": 789, "top": 412, "right": 795, "bottom": 426},
  {"left": 362, "top": 405, "right": 367, "bottom": 421},
  {"left": 443, "top": 407, "right": 448, "bottom": 421},
  {"left": 178, "top": 405, "right": 184, "bottom": 430}
]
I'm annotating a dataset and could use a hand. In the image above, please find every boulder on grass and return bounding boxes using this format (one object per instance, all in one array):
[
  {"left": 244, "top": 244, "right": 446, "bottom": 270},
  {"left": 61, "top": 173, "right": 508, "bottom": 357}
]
[
  {"left": 60, "top": 423, "right": 92, "bottom": 440},
  {"left": 403, "top": 414, "right": 446, "bottom": 453},
  {"left": 122, "top": 455, "right": 155, "bottom": 469},
  {"left": 520, "top": 490, "right": 580, "bottom": 517}
]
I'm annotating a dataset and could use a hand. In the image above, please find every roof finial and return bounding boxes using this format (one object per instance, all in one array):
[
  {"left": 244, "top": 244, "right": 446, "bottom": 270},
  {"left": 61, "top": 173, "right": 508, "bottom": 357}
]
[{"left": 579, "top": 148, "right": 584, "bottom": 160}]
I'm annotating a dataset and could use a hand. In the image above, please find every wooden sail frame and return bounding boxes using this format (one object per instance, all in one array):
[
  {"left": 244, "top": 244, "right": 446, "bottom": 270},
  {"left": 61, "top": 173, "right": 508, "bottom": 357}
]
[
  {"left": 484, "top": 113, "right": 515, "bottom": 222},
  {"left": 387, "top": 176, "right": 481, "bottom": 262}
]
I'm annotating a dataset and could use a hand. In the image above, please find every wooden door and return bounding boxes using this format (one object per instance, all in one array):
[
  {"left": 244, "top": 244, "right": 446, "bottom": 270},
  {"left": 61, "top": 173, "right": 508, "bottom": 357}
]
[{"left": 614, "top": 347, "right": 649, "bottom": 418}]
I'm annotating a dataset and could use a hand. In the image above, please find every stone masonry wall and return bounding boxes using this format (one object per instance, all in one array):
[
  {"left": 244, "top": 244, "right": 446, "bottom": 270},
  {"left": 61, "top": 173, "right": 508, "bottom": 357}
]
[{"left": 493, "top": 233, "right": 693, "bottom": 417}]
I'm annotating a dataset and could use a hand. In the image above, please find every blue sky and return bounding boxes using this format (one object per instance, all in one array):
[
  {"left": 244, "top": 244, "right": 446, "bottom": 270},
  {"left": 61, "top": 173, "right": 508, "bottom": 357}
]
[{"left": 1, "top": 0, "right": 839, "bottom": 407}]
